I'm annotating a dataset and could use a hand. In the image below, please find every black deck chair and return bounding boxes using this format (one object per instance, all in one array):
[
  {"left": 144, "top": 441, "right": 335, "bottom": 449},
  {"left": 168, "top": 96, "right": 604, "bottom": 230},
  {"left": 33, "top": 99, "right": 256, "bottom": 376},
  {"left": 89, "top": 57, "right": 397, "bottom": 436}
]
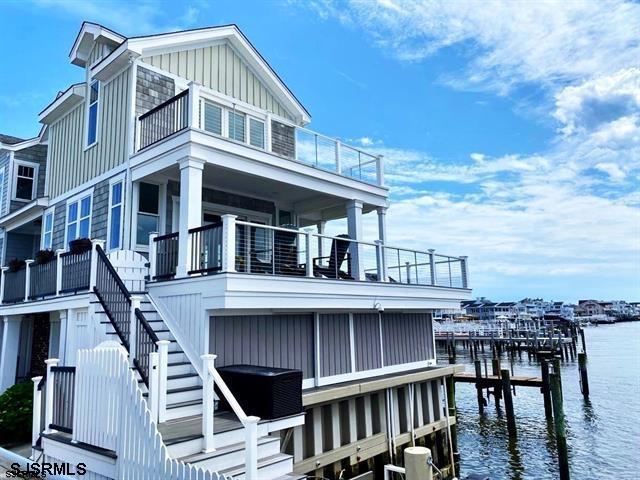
[
  {"left": 313, "top": 234, "right": 353, "bottom": 279},
  {"left": 274, "top": 228, "right": 306, "bottom": 276}
]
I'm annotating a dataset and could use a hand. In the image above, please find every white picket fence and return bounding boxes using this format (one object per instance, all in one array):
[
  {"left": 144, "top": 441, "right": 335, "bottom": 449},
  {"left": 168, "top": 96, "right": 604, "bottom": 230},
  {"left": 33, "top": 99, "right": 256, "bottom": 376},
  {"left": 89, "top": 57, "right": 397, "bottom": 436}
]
[{"left": 70, "top": 344, "right": 227, "bottom": 480}]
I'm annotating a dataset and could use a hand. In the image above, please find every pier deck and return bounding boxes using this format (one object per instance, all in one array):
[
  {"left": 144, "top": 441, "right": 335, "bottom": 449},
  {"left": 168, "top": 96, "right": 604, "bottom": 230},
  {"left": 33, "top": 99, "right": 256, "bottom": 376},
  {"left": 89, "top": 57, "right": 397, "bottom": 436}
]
[{"left": 454, "top": 372, "right": 543, "bottom": 388}]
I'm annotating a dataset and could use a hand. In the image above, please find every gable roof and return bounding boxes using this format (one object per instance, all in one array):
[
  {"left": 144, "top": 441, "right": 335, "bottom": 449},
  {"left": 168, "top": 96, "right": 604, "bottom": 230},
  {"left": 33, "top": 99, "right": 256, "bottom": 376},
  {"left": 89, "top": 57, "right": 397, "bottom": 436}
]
[
  {"left": 0, "top": 133, "right": 42, "bottom": 151},
  {"left": 39, "top": 83, "right": 86, "bottom": 125},
  {"left": 0, "top": 134, "right": 24, "bottom": 145},
  {"left": 91, "top": 24, "right": 310, "bottom": 124},
  {"left": 70, "top": 21, "right": 126, "bottom": 67}
]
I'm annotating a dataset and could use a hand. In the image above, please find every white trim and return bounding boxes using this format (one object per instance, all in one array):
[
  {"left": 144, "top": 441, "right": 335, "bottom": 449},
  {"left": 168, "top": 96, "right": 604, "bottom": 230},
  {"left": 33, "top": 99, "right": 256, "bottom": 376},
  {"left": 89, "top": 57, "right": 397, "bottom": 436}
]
[
  {"left": 133, "top": 180, "right": 165, "bottom": 249},
  {"left": 0, "top": 137, "right": 41, "bottom": 152},
  {"left": 69, "top": 22, "right": 125, "bottom": 68},
  {"left": 106, "top": 173, "right": 126, "bottom": 251},
  {"left": 0, "top": 197, "right": 48, "bottom": 230},
  {"left": 11, "top": 159, "right": 39, "bottom": 202},
  {"left": 38, "top": 83, "right": 85, "bottom": 124},
  {"left": 47, "top": 162, "right": 127, "bottom": 206},
  {"left": 349, "top": 312, "right": 356, "bottom": 373},
  {"left": 171, "top": 196, "right": 272, "bottom": 233},
  {"left": 63, "top": 190, "right": 94, "bottom": 247},
  {"left": 41, "top": 206, "right": 55, "bottom": 250},
  {"left": 315, "top": 360, "right": 436, "bottom": 388},
  {"left": 84, "top": 79, "right": 101, "bottom": 149},
  {"left": 0, "top": 165, "right": 5, "bottom": 217}
]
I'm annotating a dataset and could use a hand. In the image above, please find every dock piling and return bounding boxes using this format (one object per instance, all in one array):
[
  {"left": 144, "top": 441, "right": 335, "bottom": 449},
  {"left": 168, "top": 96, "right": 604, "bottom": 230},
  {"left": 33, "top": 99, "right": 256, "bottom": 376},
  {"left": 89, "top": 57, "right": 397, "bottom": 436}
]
[
  {"left": 474, "top": 360, "right": 484, "bottom": 413},
  {"left": 540, "top": 360, "right": 553, "bottom": 420},
  {"left": 500, "top": 369, "right": 517, "bottom": 439},
  {"left": 550, "top": 373, "right": 570, "bottom": 480},
  {"left": 578, "top": 352, "right": 590, "bottom": 398}
]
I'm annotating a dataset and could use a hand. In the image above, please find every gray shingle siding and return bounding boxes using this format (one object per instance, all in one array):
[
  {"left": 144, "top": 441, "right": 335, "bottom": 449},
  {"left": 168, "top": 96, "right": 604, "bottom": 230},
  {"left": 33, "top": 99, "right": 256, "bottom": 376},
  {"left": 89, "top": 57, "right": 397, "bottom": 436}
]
[
  {"left": 11, "top": 144, "right": 47, "bottom": 212},
  {"left": 91, "top": 179, "right": 109, "bottom": 242},
  {"left": 5, "top": 232, "right": 39, "bottom": 261},
  {"left": 52, "top": 200, "right": 66, "bottom": 251},
  {"left": 136, "top": 66, "right": 175, "bottom": 117},
  {"left": 165, "top": 180, "right": 276, "bottom": 232}
]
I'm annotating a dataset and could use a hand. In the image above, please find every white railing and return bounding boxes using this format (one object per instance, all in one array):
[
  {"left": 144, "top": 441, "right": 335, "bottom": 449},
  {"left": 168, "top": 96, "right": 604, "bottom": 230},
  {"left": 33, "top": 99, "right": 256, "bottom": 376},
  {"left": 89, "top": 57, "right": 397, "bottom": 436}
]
[
  {"left": 136, "top": 82, "right": 384, "bottom": 186},
  {"left": 201, "top": 354, "right": 259, "bottom": 479},
  {"left": 36, "top": 345, "right": 225, "bottom": 480},
  {"left": 152, "top": 216, "right": 469, "bottom": 289}
]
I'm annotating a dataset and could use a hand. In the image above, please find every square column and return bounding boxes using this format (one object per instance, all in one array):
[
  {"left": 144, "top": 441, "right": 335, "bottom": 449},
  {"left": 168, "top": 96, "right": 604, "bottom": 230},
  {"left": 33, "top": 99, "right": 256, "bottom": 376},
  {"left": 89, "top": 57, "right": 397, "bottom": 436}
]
[
  {"left": 176, "top": 157, "right": 205, "bottom": 277},
  {"left": 0, "top": 316, "right": 23, "bottom": 394},
  {"left": 377, "top": 206, "right": 388, "bottom": 244},
  {"left": 346, "top": 200, "right": 364, "bottom": 280}
]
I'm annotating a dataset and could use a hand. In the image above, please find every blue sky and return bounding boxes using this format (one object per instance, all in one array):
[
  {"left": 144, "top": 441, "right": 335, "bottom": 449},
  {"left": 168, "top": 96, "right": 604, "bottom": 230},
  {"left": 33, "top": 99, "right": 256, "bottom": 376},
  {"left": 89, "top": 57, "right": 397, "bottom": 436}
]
[{"left": 1, "top": 0, "right": 638, "bottom": 302}]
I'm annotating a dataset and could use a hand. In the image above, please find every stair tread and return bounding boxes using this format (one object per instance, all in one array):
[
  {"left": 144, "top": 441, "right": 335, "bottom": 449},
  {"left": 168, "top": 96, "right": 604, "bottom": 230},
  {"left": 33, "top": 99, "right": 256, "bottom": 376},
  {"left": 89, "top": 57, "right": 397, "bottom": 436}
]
[
  {"left": 168, "top": 372, "right": 199, "bottom": 380},
  {"left": 218, "top": 453, "right": 292, "bottom": 476},
  {"left": 180, "top": 436, "right": 279, "bottom": 464},
  {"left": 169, "top": 361, "right": 191, "bottom": 367},
  {"left": 167, "top": 399, "right": 202, "bottom": 409}
]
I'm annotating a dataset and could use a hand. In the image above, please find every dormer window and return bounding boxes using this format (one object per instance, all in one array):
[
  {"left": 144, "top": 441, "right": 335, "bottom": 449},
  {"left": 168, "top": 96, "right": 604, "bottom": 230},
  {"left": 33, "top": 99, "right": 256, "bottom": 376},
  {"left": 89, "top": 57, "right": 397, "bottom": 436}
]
[
  {"left": 87, "top": 80, "right": 100, "bottom": 146},
  {"left": 13, "top": 160, "right": 38, "bottom": 201}
]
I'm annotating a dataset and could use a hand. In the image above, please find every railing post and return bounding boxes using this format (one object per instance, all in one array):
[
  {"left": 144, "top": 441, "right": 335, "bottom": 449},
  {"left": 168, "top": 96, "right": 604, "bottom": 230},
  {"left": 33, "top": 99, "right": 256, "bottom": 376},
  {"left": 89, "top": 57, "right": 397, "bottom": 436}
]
[
  {"left": 428, "top": 249, "right": 436, "bottom": 286},
  {"left": 89, "top": 239, "right": 106, "bottom": 290},
  {"left": 405, "top": 261, "right": 411, "bottom": 285},
  {"left": 188, "top": 82, "right": 201, "bottom": 129},
  {"left": 375, "top": 240, "right": 387, "bottom": 282},
  {"left": 265, "top": 114, "right": 273, "bottom": 152},
  {"left": 25, "top": 260, "right": 34, "bottom": 302},
  {"left": 148, "top": 232, "right": 158, "bottom": 280},
  {"left": 376, "top": 154, "right": 385, "bottom": 186},
  {"left": 335, "top": 140, "right": 342, "bottom": 173},
  {"left": 460, "top": 256, "right": 469, "bottom": 288},
  {"left": 129, "top": 296, "right": 142, "bottom": 366},
  {"left": 305, "top": 232, "right": 313, "bottom": 278},
  {"left": 245, "top": 416, "right": 260, "bottom": 480},
  {"left": 148, "top": 351, "right": 159, "bottom": 422},
  {"left": 157, "top": 340, "right": 170, "bottom": 423},
  {"left": 201, "top": 354, "right": 217, "bottom": 453},
  {"left": 0, "top": 267, "right": 7, "bottom": 304},
  {"left": 55, "top": 249, "right": 65, "bottom": 295},
  {"left": 31, "top": 376, "right": 43, "bottom": 457},
  {"left": 221, "top": 214, "right": 237, "bottom": 273},
  {"left": 44, "top": 358, "right": 59, "bottom": 433}
]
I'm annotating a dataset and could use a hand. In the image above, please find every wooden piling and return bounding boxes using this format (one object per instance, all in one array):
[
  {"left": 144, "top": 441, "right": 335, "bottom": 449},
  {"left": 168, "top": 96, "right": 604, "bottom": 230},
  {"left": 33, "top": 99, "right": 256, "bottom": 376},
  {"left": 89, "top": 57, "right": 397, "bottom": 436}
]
[
  {"left": 540, "top": 360, "right": 553, "bottom": 420},
  {"left": 550, "top": 373, "right": 570, "bottom": 480},
  {"left": 578, "top": 352, "right": 589, "bottom": 398},
  {"left": 474, "top": 360, "right": 484, "bottom": 413},
  {"left": 579, "top": 328, "right": 587, "bottom": 354},
  {"left": 491, "top": 358, "right": 502, "bottom": 409},
  {"left": 500, "top": 369, "right": 517, "bottom": 438}
]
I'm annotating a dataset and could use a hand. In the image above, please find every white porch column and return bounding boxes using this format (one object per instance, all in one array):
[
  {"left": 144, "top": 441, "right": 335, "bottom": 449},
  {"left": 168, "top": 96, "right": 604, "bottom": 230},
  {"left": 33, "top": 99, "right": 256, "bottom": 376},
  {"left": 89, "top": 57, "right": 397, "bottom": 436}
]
[
  {"left": 346, "top": 200, "right": 364, "bottom": 280},
  {"left": 176, "top": 157, "right": 204, "bottom": 277},
  {"left": 0, "top": 316, "right": 22, "bottom": 394},
  {"left": 376, "top": 206, "right": 388, "bottom": 244},
  {"left": 57, "top": 310, "right": 68, "bottom": 364},
  {"left": 48, "top": 312, "right": 61, "bottom": 359},
  {"left": 316, "top": 220, "right": 326, "bottom": 259}
]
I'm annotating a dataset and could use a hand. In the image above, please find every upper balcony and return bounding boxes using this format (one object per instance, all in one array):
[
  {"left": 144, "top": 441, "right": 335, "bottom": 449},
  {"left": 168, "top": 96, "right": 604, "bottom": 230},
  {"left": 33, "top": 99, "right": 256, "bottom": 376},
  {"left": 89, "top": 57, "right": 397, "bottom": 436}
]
[{"left": 130, "top": 83, "right": 386, "bottom": 200}]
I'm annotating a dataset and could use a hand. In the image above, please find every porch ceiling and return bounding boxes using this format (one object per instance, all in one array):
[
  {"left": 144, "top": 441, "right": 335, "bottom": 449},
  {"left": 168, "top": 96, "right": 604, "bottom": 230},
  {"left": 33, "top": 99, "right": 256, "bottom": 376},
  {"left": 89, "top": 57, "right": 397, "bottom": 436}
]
[{"left": 143, "top": 163, "right": 377, "bottom": 224}]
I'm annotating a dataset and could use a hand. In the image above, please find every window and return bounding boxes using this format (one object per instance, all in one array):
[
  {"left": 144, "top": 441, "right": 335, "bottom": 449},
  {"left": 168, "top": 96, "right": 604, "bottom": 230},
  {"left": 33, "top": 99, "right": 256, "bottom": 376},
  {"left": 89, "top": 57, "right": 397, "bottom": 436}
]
[
  {"left": 228, "top": 110, "right": 245, "bottom": 142},
  {"left": 108, "top": 180, "right": 124, "bottom": 250},
  {"left": 203, "top": 103, "right": 222, "bottom": 135},
  {"left": 42, "top": 209, "right": 54, "bottom": 250},
  {"left": 66, "top": 195, "right": 92, "bottom": 246},
  {"left": 249, "top": 118, "right": 265, "bottom": 148},
  {"left": 87, "top": 80, "right": 99, "bottom": 146},
  {"left": 136, "top": 182, "right": 159, "bottom": 245},
  {"left": 13, "top": 161, "right": 38, "bottom": 201}
]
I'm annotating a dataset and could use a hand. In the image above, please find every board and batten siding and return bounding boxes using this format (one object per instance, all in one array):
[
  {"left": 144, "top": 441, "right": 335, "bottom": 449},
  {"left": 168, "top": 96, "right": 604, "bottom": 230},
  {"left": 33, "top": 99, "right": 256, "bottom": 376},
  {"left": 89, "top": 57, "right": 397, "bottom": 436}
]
[
  {"left": 87, "top": 40, "right": 115, "bottom": 67},
  {"left": 141, "top": 43, "right": 293, "bottom": 121},
  {"left": 381, "top": 313, "right": 434, "bottom": 366},
  {"left": 47, "top": 68, "right": 131, "bottom": 199},
  {"left": 210, "top": 314, "right": 315, "bottom": 379},
  {"left": 353, "top": 313, "right": 383, "bottom": 372},
  {"left": 318, "top": 313, "right": 352, "bottom": 377}
]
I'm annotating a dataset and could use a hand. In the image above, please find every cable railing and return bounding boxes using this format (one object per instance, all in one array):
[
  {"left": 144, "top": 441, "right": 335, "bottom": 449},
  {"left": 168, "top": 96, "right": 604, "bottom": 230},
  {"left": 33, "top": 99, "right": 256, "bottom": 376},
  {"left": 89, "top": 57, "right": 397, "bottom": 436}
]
[{"left": 151, "top": 218, "right": 469, "bottom": 289}]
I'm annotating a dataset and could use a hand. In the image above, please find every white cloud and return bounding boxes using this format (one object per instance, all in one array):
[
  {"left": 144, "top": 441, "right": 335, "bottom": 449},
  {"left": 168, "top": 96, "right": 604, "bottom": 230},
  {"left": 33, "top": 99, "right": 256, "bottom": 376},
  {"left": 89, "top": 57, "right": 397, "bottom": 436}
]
[
  {"left": 29, "top": 0, "right": 205, "bottom": 35},
  {"left": 594, "top": 162, "right": 627, "bottom": 181}
]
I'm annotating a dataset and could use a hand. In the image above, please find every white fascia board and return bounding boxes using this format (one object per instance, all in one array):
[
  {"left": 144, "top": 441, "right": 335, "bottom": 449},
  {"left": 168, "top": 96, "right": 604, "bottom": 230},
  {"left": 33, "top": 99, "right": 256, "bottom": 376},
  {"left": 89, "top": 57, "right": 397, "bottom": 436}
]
[
  {"left": 0, "top": 137, "right": 41, "bottom": 152},
  {"left": 39, "top": 84, "right": 85, "bottom": 124},
  {"left": 0, "top": 197, "right": 49, "bottom": 230},
  {"left": 69, "top": 22, "right": 126, "bottom": 67},
  {"left": 0, "top": 293, "right": 90, "bottom": 316},
  {"left": 130, "top": 129, "right": 389, "bottom": 206},
  {"left": 91, "top": 40, "right": 137, "bottom": 81},
  {"left": 126, "top": 26, "right": 310, "bottom": 124}
]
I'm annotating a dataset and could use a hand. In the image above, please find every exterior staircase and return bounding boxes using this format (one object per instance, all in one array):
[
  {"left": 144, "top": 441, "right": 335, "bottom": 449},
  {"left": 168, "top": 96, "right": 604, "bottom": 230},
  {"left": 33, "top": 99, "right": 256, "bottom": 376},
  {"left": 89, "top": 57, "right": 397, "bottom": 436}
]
[{"left": 93, "top": 249, "right": 304, "bottom": 479}]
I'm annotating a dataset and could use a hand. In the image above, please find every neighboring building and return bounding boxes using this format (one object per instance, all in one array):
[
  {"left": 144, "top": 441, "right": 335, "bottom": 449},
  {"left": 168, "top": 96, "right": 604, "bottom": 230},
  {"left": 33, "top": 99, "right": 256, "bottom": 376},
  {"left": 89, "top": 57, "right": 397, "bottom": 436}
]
[
  {"left": 0, "top": 22, "right": 471, "bottom": 479},
  {"left": 461, "top": 298, "right": 518, "bottom": 321},
  {"left": 576, "top": 300, "right": 610, "bottom": 317}
]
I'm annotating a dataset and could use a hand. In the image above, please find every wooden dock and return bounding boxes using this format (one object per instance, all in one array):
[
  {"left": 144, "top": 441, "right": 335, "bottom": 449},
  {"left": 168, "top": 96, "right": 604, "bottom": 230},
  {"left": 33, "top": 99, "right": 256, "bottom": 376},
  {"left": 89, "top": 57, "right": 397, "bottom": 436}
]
[{"left": 454, "top": 372, "right": 542, "bottom": 388}]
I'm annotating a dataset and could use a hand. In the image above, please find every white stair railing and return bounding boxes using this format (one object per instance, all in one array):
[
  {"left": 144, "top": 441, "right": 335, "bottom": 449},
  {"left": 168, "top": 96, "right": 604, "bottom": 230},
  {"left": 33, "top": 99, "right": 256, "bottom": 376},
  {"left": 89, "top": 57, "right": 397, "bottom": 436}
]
[
  {"left": 202, "top": 354, "right": 260, "bottom": 479},
  {"left": 66, "top": 345, "right": 225, "bottom": 479}
]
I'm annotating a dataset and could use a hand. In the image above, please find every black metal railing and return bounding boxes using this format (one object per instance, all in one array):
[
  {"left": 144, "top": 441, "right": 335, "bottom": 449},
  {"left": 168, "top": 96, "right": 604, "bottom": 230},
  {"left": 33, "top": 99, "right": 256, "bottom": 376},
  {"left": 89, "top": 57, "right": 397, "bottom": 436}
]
[
  {"left": 60, "top": 250, "right": 91, "bottom": 294},
  {"left": 29, "top": 261, "right": 58, "bottom": 300},
  {"left": 154, "top": 232, "right": 179, "bottom": 279},
  {"left": 188, "top": 222, "right": 223, "bottom": 275},
  {"left": 94, "top": 245, "right": 131, "bottom": 349},
  {"left": 138, "top": 90, "right": 189, "bottom": 150},
  {"left": 50, "top": 366, "right": 75, "bottom": 434},
  {"left": 36, "top": 374, "right": 47, "bottom": 446},
  {"left": 2, "top": 267, "right": 26, "bottom": 303},
  {"left": 133, "top": 309, "right": 159, "bottom": 387}
]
